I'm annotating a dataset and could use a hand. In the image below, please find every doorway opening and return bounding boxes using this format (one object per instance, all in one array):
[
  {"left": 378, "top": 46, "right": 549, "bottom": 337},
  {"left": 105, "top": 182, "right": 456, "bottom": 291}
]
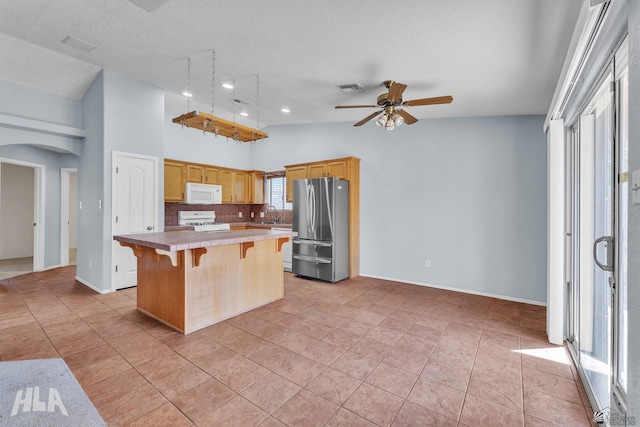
[
  {"left": 61, "top": 168, "right": 77, "bottom": 266},
  {"left": 0, "top": 158, "right": 45, "bottom": 280}
]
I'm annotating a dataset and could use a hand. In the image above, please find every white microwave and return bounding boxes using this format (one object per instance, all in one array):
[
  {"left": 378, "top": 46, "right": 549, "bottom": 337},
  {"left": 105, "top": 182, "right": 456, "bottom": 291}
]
[{"left": 184, "top": 183, "right": 222, "bottom": 204}]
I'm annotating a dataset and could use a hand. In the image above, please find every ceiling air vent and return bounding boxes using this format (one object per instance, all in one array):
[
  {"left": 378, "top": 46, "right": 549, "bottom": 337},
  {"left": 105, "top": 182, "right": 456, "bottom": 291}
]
[
  {"left": 338, "top": 84, "right": 364, "bottom": 94},
  {"left": 230, "top": 98, "right": 250, "bottom": 106},
  {"left": 61, "top": 35, "right": 97, "bottom": 53}
]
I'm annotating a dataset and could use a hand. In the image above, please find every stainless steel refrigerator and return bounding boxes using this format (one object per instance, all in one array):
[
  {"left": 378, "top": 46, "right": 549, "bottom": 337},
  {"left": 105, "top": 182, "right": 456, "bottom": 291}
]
[{"left": 292, "top": 177, "right": 349, "bottom": 283}]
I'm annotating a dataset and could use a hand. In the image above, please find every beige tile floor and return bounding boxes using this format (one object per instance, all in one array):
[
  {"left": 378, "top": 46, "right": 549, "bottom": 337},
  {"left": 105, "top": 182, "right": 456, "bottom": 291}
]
[
  {"left": 0, "top": 267, "right": 596, "bottom": 426},
  {"left": 0, "top": 249, "right": 75, "bottom": 281}
]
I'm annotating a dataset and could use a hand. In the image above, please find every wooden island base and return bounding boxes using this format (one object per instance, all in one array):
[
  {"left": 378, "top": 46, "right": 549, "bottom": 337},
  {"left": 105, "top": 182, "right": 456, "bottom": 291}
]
[{"left": 117, "top": 231, "right": 293, "bottom": 334}]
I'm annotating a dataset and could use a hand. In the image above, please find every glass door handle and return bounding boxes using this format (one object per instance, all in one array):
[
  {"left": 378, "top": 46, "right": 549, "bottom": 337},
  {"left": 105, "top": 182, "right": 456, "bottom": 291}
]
[{"left": 593, "top": 236, "right": 614, "bottom": 272}]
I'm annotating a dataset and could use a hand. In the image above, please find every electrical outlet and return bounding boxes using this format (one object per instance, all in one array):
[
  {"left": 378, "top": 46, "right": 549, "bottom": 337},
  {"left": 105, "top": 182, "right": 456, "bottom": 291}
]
[
  {"left": 251, "top": 212, "right": 254, "bottom": 218},
  {"left": 260, "top": 212, "right": 265, "bottom": 218},
  {"left": 425, "top": 259, "right": 431, "bottom": 268},
  {"left": 238, "top": 212, "right": 242, "bottom": 218}
]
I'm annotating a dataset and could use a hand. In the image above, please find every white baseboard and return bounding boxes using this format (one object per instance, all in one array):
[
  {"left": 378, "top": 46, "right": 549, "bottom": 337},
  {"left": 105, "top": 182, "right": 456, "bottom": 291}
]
[
  {"left": 75, "top": 275, "right": 112, "bottom": 294},
  {"left": 42, "top": 264, "right": 63, "bottom": 271},
  {"left": 359, "top": 273, "right": 546, "bottom": 307}
]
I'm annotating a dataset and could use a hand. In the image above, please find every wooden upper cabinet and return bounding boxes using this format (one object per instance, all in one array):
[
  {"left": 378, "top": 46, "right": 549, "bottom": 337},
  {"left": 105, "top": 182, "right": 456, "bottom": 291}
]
[
  {"left": 285, "top": 166, "right": 308, "bottom": 203},
  {"left": 186, "top": 164, "right": 204, "bottom": 183},
  {"left": 164, "top": 160, "right": 186, "bottom": 202},
  {"left": 326, "top": 160, "right": 348, "bottom": 179},
  {"left": 307, "top": 164, "right": 325, "bottom": 178},
  {"left": 235, "top": 170, "right": 248, "bottom": 203},
  {"left": 249, "top": 171, "right": 265, "bottom": 204},
  {"left": 165, "top": 159, "right": 264, "bottom": 205},
  {"left": 204, "top": 167, "right": 220, "bottom": 185},
  {"left": 221, "top": 169, "right": 234, "bottom": 203}
]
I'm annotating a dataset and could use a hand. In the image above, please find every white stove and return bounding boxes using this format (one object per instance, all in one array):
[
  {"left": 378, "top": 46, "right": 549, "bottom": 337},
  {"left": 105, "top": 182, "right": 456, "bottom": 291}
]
[{"left": 178, "top": 211, "right": 230, "bottom": 232}]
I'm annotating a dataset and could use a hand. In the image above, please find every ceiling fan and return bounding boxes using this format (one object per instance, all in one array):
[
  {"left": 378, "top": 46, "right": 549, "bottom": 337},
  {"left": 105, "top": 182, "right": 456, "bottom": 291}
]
[{"left": 335, "top": 80, "right": 453, "bottom": 130}]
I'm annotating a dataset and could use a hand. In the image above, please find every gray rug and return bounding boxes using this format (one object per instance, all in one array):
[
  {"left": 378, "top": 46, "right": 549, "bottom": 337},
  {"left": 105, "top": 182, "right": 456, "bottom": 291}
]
[{"left": 0, "top": 358, "right": 106, "bottom": 426}]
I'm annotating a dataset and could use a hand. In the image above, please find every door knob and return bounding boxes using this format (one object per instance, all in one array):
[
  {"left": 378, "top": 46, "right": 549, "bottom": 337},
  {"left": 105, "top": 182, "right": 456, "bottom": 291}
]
[{"left": 147, "top": 226, "right": 153, "bottom": 230}]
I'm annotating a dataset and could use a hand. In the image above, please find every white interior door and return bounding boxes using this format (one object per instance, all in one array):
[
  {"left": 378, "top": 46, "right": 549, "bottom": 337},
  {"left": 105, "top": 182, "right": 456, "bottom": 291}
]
[{"left": 112, "top": 152, "right": 157, "bottom": 290}]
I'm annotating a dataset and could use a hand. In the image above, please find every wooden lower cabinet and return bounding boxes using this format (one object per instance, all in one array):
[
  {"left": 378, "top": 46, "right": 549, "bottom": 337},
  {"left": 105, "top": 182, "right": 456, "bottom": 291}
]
[{"left": 123, "top": 238, "right": 286, "bottom": 334}]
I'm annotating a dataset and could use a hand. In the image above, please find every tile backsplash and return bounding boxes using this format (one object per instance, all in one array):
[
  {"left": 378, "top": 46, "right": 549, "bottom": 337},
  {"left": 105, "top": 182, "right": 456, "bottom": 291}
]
[{"left": 165, "top": 203, "right": 292, "bottom": 226}]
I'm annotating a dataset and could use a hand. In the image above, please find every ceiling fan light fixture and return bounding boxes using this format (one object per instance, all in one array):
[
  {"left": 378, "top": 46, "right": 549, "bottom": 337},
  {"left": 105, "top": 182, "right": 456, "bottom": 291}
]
[
  {"left": 376, "top": 115, "right": 387, "bottom": 127},
  {"left": 392, "top": 113, "right": 404, "bottom": 126},
  {"left": 385, "top": 121, "right": 395, "bottom": 131}
]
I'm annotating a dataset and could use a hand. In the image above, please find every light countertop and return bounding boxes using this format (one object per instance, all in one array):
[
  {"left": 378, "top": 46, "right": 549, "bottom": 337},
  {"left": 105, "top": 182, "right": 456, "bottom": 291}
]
[{"left": 114, "top": 228, "right": 297, "bottom": 252}]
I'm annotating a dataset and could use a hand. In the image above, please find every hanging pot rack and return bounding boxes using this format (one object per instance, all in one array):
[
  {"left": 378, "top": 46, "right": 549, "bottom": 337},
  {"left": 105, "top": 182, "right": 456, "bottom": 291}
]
[
  {"left": 172, "top": 111, "right": 268, "bottom": 142},
  {"left": 172, "top": 49, "right": 268, "bottom": 143}
]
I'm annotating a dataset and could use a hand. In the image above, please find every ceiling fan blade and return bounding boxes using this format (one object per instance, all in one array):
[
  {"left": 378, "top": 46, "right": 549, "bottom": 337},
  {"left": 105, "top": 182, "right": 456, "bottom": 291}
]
[
  {"left": 387, "top": 82, "right": 407, "bottom": 102},
  {"left": 353, "top": 111, "right": 383, "bottom": 127},
  {"left": 403, "top": 95, "right": 453, "bottom": 107},
  {"left": 395, "top": 109, "right": 418, "bottom": 125},
  {"left": 335, "top": 104, "right": 379, "bottom": 109}
]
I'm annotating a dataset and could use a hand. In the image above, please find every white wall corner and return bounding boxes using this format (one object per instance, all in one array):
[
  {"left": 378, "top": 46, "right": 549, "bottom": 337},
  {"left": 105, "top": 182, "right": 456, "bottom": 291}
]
[{"left": 547, "top": 119, "right": 565, "bottom": 345}]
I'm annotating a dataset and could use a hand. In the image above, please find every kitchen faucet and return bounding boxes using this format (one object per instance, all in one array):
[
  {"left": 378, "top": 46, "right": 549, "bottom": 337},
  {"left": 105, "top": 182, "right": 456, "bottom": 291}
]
[{"left": 267, "top": 204, "right": 278, "bottom": 224}]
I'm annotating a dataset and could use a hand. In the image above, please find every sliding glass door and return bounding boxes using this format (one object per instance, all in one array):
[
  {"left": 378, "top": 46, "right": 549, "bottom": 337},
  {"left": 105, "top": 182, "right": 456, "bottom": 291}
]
[{"left": 566, "top": 38, "right": 628, "bottom": 415}]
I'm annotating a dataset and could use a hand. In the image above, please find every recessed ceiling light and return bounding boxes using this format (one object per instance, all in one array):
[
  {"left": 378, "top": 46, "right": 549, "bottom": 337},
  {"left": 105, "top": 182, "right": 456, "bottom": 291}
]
[
  {"left": 222, "top": 83, "right": 234, "bottom": 89},
  {"left": 281, "top": 108, "right": 290, "bottom": 113},
  {"left": 61, "top": 35, "right": 97, "bottom": 53},
  {"left": 129, "top": 0, "right": 170, "bottom": 12}
]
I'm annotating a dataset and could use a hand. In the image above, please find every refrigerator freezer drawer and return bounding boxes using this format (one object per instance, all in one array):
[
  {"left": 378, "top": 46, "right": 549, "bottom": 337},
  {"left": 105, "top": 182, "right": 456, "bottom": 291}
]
[
  {"left": 292, "top": 239, "right": 332, "bottom": 247},
  {"left": 292, "top": 254, "right": 336, "bottom": 282},
  {"left": 292, "top": 254, "right": 332, "bottom": 264},
  {"left": 292, "top": 240, "right": 333, "bottom": 259}
]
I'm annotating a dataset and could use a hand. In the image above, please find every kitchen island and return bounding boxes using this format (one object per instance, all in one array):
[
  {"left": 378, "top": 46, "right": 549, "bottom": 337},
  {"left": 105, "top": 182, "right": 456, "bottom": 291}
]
[{"left": 113, "top": 229, "right": 297, "bottom": 334}]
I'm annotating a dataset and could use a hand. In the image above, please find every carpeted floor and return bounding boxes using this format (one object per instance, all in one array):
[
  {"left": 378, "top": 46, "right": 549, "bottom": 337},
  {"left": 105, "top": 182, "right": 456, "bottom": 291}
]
[{"left": 0, "top": 358, "right": 106, "bottom": 426}]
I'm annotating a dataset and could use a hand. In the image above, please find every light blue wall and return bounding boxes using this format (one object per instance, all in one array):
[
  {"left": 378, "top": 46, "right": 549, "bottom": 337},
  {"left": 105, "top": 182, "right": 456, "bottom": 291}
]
[
  {"left": 0, "top": 81, "right": 80, "bottom": 269},
  {"left": 0, "top": 144, "right": 77, "bottom": 267},
  {"left": 253, "top": 116, "right": 547, "bottom": 303},
  {"left": 164, "top": 110, "right": 252, "bottom": 169},
  {"left": 0, "top": 80, "right": 81, "bottom": 127},
  {"left": 77, "top": 71, "right": 105, "bottom": 287},
  {"left": 77, "top": 70, "right": 165, "bottom": 292}
]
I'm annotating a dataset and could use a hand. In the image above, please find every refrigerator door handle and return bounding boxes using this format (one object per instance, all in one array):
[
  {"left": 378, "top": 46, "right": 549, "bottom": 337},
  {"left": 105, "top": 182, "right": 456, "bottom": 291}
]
[
  {"left": 308, "top": 184, "right": 316, "bottom": 236},
  {"left": 292, "top": 254, "right": 332, "bottom": 264},
  {"left": 292, "top": 239, "right": 332, "bottom": 247}
]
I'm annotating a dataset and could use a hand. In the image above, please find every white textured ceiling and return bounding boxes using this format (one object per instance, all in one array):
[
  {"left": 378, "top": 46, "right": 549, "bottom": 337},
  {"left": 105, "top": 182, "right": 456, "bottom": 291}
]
[{"left": 0, "top": 0, "right": 582, "bottom": 127}]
